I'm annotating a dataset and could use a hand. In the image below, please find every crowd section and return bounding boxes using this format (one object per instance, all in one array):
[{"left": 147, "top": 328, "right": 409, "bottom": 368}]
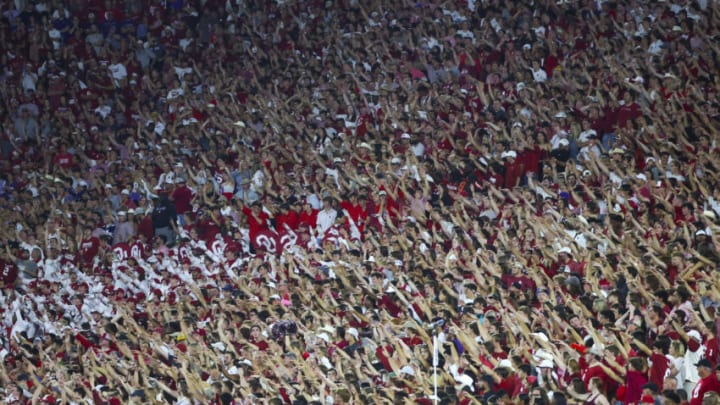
[{"left": 2, "top": 0, "right": 720, "bottom": 404}]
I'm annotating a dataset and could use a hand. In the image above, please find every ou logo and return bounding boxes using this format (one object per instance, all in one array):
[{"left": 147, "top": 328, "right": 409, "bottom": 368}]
[
  {"left": 254, "top": 231, "right": 278, "bottom": 254},
  {"left": 278, "top": 231, "right": 297, "bottom": 252}
]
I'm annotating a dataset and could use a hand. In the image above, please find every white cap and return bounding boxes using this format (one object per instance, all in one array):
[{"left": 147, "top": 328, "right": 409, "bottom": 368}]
[
  {"left": 538, "top": 359, "right": 554, "bottom": 368},
  {"left": 635, "top": 173, "right": 647, "bottom": 181},
  {"left": 399, "top": 365, "right": 415, "bottom": 376},
  {"left": 498, "top": 359, "right": 514, "bottom": 371},
  {"left": 210, "top": 342, "right": 226, "bottom": 352},
  {"left": 530, "top": 332, "right": 549, "bottom": 343},
  {"left": 558, "top": 246, "right": 572, "bottom": 255},
  {"left": 391, "top": 157, "right": 402, "bottom": 164},
  {"left": 358, "top": 142, "right": 372, "bottom": 149},
  {"left": 401, "top": 133, "right": 412, "bottom": 139},
  {"left": 456, "top": 374, "right": 474, "bottom": 390},
  {"left": 558, "top": 139, "right": 570, "bottom": 146}
]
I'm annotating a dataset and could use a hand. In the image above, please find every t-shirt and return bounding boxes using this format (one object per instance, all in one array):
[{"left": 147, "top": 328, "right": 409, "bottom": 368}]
[
  {"left": 648, "top": 352, "right": 669, "bottom": 388},
  {"left": 172, "top": 186, "right": 194, "bottom": 215},
  {"left": 690, "top": 374, "right": 720, "bottom": 405},
  {"left": 80, "top": 236, "right": 101, "bottom": 264},
  {"left": 0, "top": 259, "right": 19, "bottom": 287}
]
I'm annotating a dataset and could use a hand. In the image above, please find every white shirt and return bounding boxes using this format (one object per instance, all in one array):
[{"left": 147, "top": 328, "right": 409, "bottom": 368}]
[
  {"left": 108, "top": 63, "right": 127, "bottom": 81},
  {"left": 649, "top": 40, "right": 664, "bottom": 55},
  {"left": 531, "top": 67, "right": 547, "bottom": 82},
  {"left": 316, "top": 208, "right": 337, "bottom": 236},
  {"left": 578, "top": 129, "right": 598, "bottom": 143}
]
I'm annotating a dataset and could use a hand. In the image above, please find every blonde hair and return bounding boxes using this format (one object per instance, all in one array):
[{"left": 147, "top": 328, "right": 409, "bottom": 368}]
[{"left": 670, "top": 340, "right": 686, "bottom": 357}]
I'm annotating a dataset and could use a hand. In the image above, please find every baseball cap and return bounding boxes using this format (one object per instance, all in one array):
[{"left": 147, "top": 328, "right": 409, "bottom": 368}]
[
  {"left": 642, "top": 382, "right": 659, "bottom": 393},
  {"left": 696, "top": 358, "right": 713, "bottom": 368}
]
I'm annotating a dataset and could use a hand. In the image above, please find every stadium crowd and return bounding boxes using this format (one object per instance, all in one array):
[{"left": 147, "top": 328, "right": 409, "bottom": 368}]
[{"left": 1, "top": 0, "right": 720, "bottom": 404}]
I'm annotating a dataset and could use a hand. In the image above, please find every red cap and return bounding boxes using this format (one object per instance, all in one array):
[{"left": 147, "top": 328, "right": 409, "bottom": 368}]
[{"left": 570, "top": 343, "right": 587, "bottom": 355}]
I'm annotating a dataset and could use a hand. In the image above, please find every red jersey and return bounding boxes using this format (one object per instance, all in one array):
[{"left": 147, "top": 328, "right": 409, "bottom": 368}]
[
  {"left": 690, "top": 374, "right": 720, "bottom": 405},
  {"left": 275, "top": 211, "right": 299, "bottom": 232},
  {"left": 79, "top": 236, "right": 101, "bottom": 264},
  {"left": 241, "top": 206, "right": 271, "bottom": 239},
  {"left": 111, "top": 243, "right": 131, "bottom": 262},
  {"left": 0, "top": 259, "right": 18, "bottom": 287},
  {"left": 171, "top": 185, "right": 194, "bottom": 215}
]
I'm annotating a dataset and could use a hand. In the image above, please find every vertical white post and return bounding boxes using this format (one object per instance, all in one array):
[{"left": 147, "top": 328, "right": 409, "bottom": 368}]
[{"left": 433, "top": 333, "right": 439, "bottom": 405}]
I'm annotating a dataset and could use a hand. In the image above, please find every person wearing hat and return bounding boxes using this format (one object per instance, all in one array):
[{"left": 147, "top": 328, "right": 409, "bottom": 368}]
[
  {"left": 353, "top": 141, "right": 375, "bottom": 165},
  {"left": 394, "top": 132, "right": 412, "bottom": 154},
  {"left": 112, "top": 210, "right": 135, "bottom": 245},
  {"left": 694, "top": 229, "right": 719, "bottom": 263},
  {"left": 502, "top": 150, "right": 523, "bottom": 189},
  {"left": 550, "top": 246, "right": 584, "bottom": 277},
  {"left": 689, "top": 359, "right": 720, "bottom": 405}
]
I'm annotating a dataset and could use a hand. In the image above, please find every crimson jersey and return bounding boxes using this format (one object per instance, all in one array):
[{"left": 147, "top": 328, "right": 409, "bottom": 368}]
[
  {"left": 0, "top": 259, "right": 18, "bottom": 287},
  {"left": 112, "top": 243, "right": 132, "bottom": 262},
  {"left": 176, "top": 242, "right": 194, "bottom": 262},
  {"left": 208, "top": 235, "right": 235, "bottom": 258},
  {"left": 129, "top": 241, "right": 147, "bottom": 260},
  {"left": 79, "top": 236, "right": 101, "bottom": 264}
]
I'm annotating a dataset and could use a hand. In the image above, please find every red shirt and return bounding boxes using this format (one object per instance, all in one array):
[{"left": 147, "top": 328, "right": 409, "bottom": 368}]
[
  {"left": 503, "top": 159, "right": 524, "bottom": 189},
  {"left": 53, "top": 152, "right": 75, "bottom": 169},
  {"left": 0, "top": 259, "right": 18, "bottom": 287},
  {"left": 275, "top": 211, "right": 299, "bottom": 232},
  {"left": 241, "top": 206, "right": 270, "bottom": 239},
  {"left": 297, "top": 208, "right": 318, "bottom": 230},
  {"left": 624, "top": 369, "right": 648, "bottom": 405},
  {"left": 340, "top": 200, "right": 369, "bottom": 231},
  {"left": 648, "top": 352, "right": 669, "bottom": 388},
  {"left": 137, "top": 216, "right": 155, "bottom": 242},
  {"left": 690, "top": 374, "right": 720, "bottom": 405},
  {"left": 79, "top": 236, "right": 101, "bottom": 264},
  {"left": 497, "top": 374, "right": 522, "bottom": 398},
  {"left": 111, "top": 243, "right": 131, "bottom": 261},
  {"left": 705, "top": 337, "right": 720, "bottom": 366},
  {"left": 171, "top": 185, "right": 194, "bottom": 215}
]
